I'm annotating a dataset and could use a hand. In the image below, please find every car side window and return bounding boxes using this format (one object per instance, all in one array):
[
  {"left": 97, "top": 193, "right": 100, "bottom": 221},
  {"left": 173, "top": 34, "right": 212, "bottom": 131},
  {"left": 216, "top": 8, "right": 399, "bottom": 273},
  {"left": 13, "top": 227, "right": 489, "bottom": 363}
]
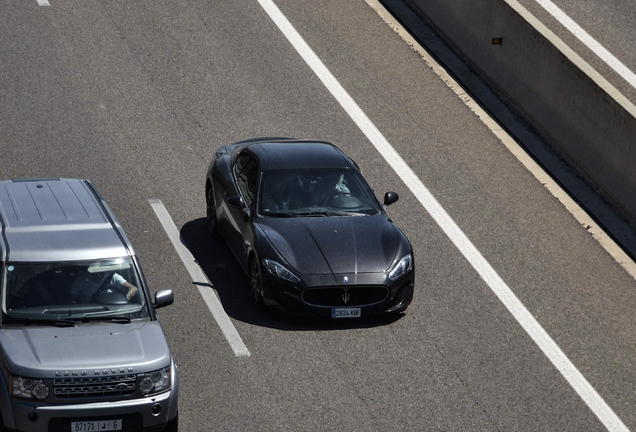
[{"left": 233, "top": 155, "right": 259, "bottom": 207}]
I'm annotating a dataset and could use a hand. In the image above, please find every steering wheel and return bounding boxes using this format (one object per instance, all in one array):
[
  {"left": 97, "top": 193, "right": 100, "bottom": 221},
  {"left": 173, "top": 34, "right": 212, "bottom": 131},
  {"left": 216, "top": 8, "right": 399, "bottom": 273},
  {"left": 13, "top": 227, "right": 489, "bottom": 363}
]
[
  {"left": 89, "top": 272, "right": 128, "bottom": 304},
  {"left": 327, "top": 193, "right": 350, "bottom": 205}
]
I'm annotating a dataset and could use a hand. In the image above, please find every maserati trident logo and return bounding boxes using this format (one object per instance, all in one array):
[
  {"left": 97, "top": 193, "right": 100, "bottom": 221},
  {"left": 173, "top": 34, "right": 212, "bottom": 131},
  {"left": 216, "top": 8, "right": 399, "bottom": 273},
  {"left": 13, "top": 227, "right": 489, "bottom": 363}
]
[{"left": 342, "top": 292, "right": 350, "bottom": 304}]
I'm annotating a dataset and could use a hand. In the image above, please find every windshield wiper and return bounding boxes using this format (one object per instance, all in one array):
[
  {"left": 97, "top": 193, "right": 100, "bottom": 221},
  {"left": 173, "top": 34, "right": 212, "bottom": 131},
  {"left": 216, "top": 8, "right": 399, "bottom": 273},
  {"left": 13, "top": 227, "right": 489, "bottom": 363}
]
[
  {"left": 331, "top": 211, "right": 368, "bottom": 216},
  {"left": 264, "top": 212, "right": 298, "bottom": 218},
  {"left": 81, "top": 316, "right": 132, "bottom": 324},
  {"left": 296, "top": 211, "right": 367, "bottom": 217},
  {"left": 4, "top": 317, "right": 77, "bottom": 327}
]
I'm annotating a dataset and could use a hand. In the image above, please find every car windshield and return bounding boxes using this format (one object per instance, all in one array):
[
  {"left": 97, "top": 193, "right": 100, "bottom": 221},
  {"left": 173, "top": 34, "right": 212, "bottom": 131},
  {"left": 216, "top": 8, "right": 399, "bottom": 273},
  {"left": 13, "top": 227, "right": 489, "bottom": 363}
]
[
  {"left": 259, "top": 169, "right": 381, "bottom": 216},
  {"left": 2, "top": 257, "right": 149, "bottom": 321}
]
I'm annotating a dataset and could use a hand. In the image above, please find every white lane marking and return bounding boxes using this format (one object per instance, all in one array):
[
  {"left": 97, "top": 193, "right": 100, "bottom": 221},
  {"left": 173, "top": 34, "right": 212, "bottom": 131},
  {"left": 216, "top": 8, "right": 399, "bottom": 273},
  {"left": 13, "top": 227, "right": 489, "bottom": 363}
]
[
  {"left": 534, "top": 0, "right": 636, "bottom": 91},
  {"left": 373, "top": 0, "right": 636, "bottom": 281},
  {"left": 257, "top": 1, "right": 628, "bottom": 430},
  {"left": 37, "top": 0, "right": 50, "bottom": 6},
  {"left": 149, "top": 199, "right": 250, "bottom": 358}
]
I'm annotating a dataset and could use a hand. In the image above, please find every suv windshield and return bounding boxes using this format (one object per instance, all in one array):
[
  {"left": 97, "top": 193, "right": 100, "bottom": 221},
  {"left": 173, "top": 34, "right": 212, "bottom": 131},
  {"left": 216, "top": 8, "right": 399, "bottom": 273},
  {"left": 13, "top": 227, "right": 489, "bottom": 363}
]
[
  {"left": 2, "top": 257, "right": 149, "bottom": 320},
  {"left": 259, "top": 169, "right": 381, "bottom": 216}
]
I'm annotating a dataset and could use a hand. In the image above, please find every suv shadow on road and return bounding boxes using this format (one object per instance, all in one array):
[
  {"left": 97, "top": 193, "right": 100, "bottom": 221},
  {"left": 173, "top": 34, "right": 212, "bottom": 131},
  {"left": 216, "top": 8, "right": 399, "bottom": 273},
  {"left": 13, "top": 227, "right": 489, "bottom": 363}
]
[{"left": 180, "top": 218, "right": 404, "bottom": 331}]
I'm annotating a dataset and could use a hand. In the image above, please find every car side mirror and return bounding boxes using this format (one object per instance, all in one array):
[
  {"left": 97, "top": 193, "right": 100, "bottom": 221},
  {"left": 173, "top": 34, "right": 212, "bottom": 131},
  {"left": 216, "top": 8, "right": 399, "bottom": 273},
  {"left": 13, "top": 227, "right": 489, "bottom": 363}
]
[
  {"left": 228, "top": 195, "right": 246, "bottom": 209},
  {"left": 154, "top": 290, "right": 174, "bottom": 309},
  {"left": 384, "top": 192, "right": 399, "bottom": 206}
]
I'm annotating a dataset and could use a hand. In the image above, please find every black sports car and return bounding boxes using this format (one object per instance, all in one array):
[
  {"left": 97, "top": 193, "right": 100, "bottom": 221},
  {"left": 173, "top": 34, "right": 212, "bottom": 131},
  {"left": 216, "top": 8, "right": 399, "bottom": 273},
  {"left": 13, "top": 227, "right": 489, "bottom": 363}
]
[{"left": 205, "top": 138, "right": 414, "bottom": 317}]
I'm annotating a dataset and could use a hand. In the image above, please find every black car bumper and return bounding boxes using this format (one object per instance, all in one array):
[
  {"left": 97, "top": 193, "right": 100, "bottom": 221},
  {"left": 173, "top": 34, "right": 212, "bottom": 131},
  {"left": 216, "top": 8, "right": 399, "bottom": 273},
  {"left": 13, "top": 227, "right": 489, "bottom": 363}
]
[{"left": 260, "top": 270, "right": 415, "bottom": 316}]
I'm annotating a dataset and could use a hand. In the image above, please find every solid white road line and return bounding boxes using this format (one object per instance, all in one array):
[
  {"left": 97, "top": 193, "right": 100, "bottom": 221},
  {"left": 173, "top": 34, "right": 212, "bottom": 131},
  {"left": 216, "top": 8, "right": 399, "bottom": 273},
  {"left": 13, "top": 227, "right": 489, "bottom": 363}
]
[
  {"left": 370, "top": 0, "right": 636, "bottom": 282},
  {"left": 149, "top": 199, "right": 250, "bottom": 358},
  {"left": 534, "top": 0, "right": 636, "bottom": 91},
  {"left": 257, "top": 0, "right": 628, "bottom": 430}
]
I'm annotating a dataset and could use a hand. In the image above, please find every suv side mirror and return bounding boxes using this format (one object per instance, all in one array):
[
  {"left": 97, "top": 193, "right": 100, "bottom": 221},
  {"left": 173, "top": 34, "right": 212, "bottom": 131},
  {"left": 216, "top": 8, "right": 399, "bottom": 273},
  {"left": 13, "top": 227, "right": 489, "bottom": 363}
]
[
  {"left": 384, "top": 192, "right": 399, "bottom": 206},
  {"left": 154, "top": 290, "right": 174, "bottom": 309}
]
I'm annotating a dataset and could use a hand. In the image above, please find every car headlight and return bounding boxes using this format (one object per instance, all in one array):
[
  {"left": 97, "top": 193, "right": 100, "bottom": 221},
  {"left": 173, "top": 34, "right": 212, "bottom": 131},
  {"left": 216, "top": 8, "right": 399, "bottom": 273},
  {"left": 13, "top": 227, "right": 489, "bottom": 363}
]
[
  {"left": 262, "top": 259, "right": 300, "bottom": 283},
  {"left": 388, "top": 254, "right": 413, "bottom": 280},
  {"left": 12, "top": 376, "right": 50, "bottom": 400},
  {"left": 140, "top": 366, "right": 171, "bottom": 395}
]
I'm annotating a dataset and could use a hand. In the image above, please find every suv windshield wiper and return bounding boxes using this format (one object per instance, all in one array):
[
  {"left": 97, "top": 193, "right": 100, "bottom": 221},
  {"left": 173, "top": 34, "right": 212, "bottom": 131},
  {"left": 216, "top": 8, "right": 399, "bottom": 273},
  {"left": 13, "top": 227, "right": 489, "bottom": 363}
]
[
  {"left": 4, "top": 317, "right": 77, "bottom": 327},
  {"left": 80, "top": 316, "right": 132, "bottom": 324}
]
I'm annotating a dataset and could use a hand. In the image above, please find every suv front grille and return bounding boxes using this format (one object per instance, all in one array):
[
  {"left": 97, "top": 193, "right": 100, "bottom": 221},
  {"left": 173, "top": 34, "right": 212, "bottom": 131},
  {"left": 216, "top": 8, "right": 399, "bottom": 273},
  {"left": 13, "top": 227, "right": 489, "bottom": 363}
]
[{"left": 53, "top": 375, "right": 136, "bottom": 398}]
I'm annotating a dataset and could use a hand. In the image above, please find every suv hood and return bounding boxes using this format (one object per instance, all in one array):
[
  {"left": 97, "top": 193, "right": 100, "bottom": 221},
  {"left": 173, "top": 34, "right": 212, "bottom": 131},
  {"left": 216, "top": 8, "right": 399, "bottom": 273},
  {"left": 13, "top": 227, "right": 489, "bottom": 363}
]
[
  {"left": 0, "top": 321, "right": 171, "bottom": 378},
  {"left": 259, "top": 215, "right": 398, "bottom": 275}
]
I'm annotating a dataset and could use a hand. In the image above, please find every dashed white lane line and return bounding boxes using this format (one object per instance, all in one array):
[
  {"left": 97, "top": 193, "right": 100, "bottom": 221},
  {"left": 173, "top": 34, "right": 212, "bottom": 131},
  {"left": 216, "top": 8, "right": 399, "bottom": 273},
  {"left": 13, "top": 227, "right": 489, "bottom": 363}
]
[
  {"left": 37, "top": 0, "right": 50, "bottom": 6},
  {"left": 534, "top": 0, "right": 636, "bottom": 91},
  {"left": 257, "top": 0, "right": 628, "bottom": 430},
  {"left": 149, "top": 199, "right": 250, "bottom": 358}
]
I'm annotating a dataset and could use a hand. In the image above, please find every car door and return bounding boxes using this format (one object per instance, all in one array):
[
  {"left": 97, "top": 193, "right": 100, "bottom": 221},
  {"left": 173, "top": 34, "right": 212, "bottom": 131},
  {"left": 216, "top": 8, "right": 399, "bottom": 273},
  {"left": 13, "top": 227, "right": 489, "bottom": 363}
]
[{"left": 225, "top": 153, "right": 259, "bottom": 269}]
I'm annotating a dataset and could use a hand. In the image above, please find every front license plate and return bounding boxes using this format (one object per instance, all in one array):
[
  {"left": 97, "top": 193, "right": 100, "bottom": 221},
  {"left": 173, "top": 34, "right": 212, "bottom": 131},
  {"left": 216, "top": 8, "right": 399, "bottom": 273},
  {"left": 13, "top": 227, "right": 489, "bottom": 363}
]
[
  {"left": 331, "top": 308, "right": 361, "bottom": 318},
  {"left": 71, "top": 420, "right": 122, "bottom": 431}
]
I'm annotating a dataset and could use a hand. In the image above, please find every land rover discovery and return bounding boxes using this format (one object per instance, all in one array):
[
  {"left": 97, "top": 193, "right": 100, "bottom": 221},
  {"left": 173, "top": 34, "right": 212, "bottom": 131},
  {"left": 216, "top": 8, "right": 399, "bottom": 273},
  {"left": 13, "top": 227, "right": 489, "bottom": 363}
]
[{"left": 0, "top": 178, "right": 178, "bottom": 431}]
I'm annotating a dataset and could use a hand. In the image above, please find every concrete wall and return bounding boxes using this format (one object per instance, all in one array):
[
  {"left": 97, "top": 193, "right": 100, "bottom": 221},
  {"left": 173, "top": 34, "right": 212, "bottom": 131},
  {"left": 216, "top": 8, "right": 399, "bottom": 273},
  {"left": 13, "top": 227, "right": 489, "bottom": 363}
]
[{"left": 401, "top": 0, "right": 636, "bottom": 229}]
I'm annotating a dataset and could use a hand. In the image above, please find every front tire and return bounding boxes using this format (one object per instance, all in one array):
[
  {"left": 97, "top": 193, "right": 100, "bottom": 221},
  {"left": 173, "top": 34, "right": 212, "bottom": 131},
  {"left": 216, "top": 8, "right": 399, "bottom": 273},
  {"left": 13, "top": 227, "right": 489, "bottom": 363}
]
[
  {"left": 206, "top": 185, "right": 218, "bottom": 238},
  {"left": 163, "top": 411, "right": 178, "bottom": 432},
  {"left": 250, "top": 258, "right": 265, "bottom": 310}
]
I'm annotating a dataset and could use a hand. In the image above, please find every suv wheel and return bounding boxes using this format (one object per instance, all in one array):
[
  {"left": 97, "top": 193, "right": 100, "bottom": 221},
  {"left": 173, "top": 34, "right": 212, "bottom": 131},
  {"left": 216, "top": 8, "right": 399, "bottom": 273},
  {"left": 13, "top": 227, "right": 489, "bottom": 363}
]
[{"left": 163, "top": 411, "right": 178, "bottom": 432}]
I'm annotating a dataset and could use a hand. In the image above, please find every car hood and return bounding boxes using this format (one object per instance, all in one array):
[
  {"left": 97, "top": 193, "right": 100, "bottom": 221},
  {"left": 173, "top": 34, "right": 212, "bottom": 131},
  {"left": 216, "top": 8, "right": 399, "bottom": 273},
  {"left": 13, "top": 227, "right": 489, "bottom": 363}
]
[
  {"left": 0, "top": 320, "right": 171, "bottom": 377},
  {"left": 258, "top": 215, "right": 399, "bottom": 275}
]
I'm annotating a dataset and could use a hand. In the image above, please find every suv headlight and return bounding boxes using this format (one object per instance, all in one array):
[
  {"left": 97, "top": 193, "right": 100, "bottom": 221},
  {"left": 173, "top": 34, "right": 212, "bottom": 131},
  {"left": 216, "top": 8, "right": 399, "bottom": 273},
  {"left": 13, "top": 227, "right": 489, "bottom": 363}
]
[
  {"left": 388, "top": 254, "right": 413, "bottom": 280},
  {"left": 12, "top": 376, "right": 50, "bottom": 400},
  {"left": 140, "top": 366, "right": 171, "bottom": 395},
  {"left": 263, "top": 259, "right": 300, "bottom": 283}
]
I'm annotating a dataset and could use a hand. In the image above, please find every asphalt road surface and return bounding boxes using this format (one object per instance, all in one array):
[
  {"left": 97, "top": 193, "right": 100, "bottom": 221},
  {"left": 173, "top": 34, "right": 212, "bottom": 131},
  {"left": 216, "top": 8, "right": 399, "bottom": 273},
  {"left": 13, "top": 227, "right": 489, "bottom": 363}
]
[
  {"left": 517, "top": 0, "right": 636, "bottom": 104},
  {"left": 2, "top": 0, "right": 636, "bottom": 430}
]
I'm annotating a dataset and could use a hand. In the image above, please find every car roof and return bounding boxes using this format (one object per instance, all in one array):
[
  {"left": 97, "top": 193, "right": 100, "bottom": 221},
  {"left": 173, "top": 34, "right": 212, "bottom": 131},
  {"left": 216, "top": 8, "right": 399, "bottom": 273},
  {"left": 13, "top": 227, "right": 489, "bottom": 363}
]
[
  {"left": 243, "top": 140, "right": 357, "bottom": 171},
  {"left": 0, "top": 179, "right": 129, "bottom": 262}
]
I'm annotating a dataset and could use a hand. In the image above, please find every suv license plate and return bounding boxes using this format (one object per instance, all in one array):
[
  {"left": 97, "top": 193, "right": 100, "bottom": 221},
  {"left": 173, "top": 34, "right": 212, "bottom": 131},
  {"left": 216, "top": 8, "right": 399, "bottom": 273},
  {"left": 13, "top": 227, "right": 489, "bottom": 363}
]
[
  {"left": 331, "top": 308, "right": 361, "bottom": 318},
  {"left": 71, "top": 420, "right": 122, "bottom": 431}
]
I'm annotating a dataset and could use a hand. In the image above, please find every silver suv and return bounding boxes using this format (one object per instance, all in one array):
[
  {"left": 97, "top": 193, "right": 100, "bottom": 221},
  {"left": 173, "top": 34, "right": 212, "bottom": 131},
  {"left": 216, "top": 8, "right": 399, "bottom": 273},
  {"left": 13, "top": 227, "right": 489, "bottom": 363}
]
[{"left": 0, "top": 179, "right": 178, "bottom": 432}]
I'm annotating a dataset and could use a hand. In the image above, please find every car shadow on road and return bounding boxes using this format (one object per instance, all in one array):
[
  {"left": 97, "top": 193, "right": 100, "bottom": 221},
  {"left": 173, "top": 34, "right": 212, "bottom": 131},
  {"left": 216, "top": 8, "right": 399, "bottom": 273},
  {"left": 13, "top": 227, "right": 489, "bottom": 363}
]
[{"left": 180, "top": 218, "right": 404, "bottom": 331}]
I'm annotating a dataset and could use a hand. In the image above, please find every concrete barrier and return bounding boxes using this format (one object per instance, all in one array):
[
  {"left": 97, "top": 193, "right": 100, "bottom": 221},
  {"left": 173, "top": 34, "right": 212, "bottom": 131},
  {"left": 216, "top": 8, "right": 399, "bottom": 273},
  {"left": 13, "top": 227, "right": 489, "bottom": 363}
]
[{"left": 400, "top": 0, "right": 636, "bottom": 229}]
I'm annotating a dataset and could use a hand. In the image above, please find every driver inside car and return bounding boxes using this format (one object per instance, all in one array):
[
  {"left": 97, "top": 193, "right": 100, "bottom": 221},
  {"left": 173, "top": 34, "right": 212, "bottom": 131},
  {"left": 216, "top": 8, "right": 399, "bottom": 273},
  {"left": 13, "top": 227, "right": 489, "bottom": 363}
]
[
  {"left": 313, "top": 172, "right": 352, "bottom": 206},
  {"left": 67, "top": 269, "right": 139, "bottom": 304}
]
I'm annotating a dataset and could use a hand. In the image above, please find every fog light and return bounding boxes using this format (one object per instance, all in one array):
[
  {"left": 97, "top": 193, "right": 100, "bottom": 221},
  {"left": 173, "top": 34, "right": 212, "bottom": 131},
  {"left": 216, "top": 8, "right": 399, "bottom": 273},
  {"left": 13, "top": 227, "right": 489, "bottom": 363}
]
[
  {"left": 27, "top": 412, "right": 38, "bottom": 422},
  {"left": 151, "top": 404, "right": 162, "bottom": 416}
]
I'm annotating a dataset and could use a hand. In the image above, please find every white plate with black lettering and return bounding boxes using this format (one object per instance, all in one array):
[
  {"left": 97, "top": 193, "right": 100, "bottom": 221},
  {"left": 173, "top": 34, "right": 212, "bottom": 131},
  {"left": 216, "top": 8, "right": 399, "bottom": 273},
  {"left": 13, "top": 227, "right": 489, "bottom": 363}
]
[
  {"left": 71, "top": 420, "right": 122, "bottom": 431},
  {"left": 331, "top": 308, "right": 361, "bottom": 318}
]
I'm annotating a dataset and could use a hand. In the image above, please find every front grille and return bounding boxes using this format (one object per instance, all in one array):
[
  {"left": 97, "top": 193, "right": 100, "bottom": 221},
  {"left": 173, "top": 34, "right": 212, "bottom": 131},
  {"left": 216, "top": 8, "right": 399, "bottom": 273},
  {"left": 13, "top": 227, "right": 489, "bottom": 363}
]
[
  {"left": 302, "top": 286, "right": 389, "bottom": 307},
  {"left": 53, "top": 375, "right": 136, "bottom": 398}
]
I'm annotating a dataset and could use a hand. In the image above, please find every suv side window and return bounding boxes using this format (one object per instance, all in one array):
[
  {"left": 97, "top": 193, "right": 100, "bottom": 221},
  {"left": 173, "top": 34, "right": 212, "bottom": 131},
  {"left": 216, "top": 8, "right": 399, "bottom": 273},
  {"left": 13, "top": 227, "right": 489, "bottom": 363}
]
[{"left": 233, "top": 155, "right": 258, "bottom": 207}]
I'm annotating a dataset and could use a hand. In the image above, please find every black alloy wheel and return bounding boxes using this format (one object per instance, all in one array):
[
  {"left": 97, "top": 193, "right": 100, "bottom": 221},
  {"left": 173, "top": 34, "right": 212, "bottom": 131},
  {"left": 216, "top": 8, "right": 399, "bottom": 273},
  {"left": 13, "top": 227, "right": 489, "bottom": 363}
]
[
  {"left": 250, "top": 258, "right": 265, "bottom": 310},
  {"left": 206, "top": 186, "right": 218, "bottom": 238}
]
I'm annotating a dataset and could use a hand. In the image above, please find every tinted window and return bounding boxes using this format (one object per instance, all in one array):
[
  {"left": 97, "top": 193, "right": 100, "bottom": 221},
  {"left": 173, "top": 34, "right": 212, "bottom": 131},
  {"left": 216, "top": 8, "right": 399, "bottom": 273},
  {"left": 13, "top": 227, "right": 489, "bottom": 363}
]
[
  {"left": 259, "top": 169, "right": 380, "bottom": 216},
  {"left": 234, "top": 155, "right": 259, "bottom": 207},
  {"left": 2, "top": 258, "right": 149, "bottom": 320}
]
